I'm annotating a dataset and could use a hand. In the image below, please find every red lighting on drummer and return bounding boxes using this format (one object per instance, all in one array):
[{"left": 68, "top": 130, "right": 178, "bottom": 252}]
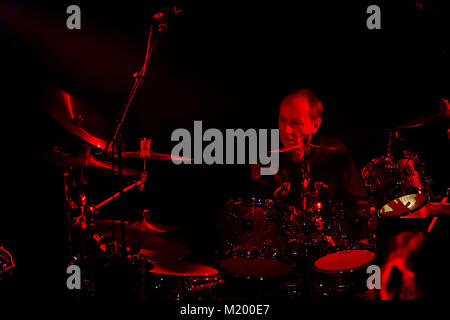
[{"left": 380, "top": 232, "right": 424, "bottom": 300}]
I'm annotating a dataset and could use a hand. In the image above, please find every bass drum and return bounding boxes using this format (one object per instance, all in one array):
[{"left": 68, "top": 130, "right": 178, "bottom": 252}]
[
  {"left": 310, "top": 200, "right": 377, "bottom": 296},
  {"left": 361, "top": 151, "right": 430, "bottom": 219},
  {"left": 217, "top": 198, "right": 291, "bottom": 279}
]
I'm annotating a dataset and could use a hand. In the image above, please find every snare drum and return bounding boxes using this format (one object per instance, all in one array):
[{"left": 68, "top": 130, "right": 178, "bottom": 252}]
[
  {"left": 147, "top": 261, "right": 222, "bottom": 300},
  {"left": 361, "top": 151, "right": 430, "bottom": 218},
  {"left": 217, "top": 198, "right": 291, "bottom": 279}
]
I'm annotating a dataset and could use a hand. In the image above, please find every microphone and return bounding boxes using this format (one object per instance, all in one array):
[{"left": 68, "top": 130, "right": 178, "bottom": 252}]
[
  {"left": 152, "top": 6, "right": 183, "bottom": 19},
  {"left": 302, "top": 134, "right": 311, "bottom": 153}
]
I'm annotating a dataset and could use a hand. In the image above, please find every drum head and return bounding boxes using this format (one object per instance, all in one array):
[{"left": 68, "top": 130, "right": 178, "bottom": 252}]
[
  {"left": 313, "top": 249, "right": 375, "bottom": 272},
  {"left": 378, "top": 190, "right": 429, "bottom": 218},
  {"left": 148, "top": 261, "right": 218, "bottom": 276},
  {"left": 219, "top": 257, "right": 291, "bottom": 278}
]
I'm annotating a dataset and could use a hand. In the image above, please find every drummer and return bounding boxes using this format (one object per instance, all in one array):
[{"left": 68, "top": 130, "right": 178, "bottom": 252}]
[{"left": 251, "top": 88, "right": 367, "bottom": 203}]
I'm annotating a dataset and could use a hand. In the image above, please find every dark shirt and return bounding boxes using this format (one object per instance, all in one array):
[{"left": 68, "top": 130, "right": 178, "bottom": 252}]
[{"left": 251, "top": 134, "right": 368, "bottom": 201}]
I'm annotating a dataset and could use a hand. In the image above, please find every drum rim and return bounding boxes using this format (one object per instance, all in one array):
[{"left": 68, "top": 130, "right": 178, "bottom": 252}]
[
  {"left": 312, "top": 243, "right": 376, "bottom": 274},
  {"left": 148, "top": 261, "right": 219, "bottom": 276}
]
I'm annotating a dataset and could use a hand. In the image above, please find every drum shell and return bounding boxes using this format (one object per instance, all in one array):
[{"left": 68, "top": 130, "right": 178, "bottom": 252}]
[
  {"left": 218, "top": 198, "right": 286, "bottom": 254},
  {"left": 217, "top": 198, "right": 294, "bottom": 279}
]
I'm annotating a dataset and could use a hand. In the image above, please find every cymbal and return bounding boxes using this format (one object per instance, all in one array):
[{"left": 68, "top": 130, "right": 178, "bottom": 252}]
[
  {"left": 78, "top": 219, "right": 180, "bottom": 234},
  {"left": 43, "top": 88, "right": 111, "bottom": 149},
  {"left": 102, "top": 229, "right": 191, "bottom": 261},
  {"left": 397, "top": 98, "right": 449, "bottom": 129},
  {"left": 125, "top": 218, "right": 181, "bottom": 233},
  {"left": 397, "top": 114, "right": 443, "bottom": 129},
  {"left": 102, "top": 150, "right": 193, "bottom": 162},
  {"left": 38, "top": 151, "right": 142, "bottom": 175},
  {"left": 270, "top": 143, "right": 338, "bottom": 153}
]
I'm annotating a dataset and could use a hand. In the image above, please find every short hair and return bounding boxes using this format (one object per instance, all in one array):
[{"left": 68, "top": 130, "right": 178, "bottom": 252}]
[{"left": 283, "top": 88, "right": 323, "bottom": 120}]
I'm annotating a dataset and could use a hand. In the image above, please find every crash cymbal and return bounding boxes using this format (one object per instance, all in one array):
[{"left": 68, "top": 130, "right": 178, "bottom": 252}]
[
  {"left": 38, "top": 150, "right": 142, "bottom": 175},
  {"left": 43, "top": 88, "right": 112, "bottom": 149},
  {"left": 102, "top": 150, "right": 193, "bottom": 162}
]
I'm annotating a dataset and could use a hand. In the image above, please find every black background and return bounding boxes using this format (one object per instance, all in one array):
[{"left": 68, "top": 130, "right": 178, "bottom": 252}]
[{"left": 1, "top": 0, "right": 449, "bottom": 302}]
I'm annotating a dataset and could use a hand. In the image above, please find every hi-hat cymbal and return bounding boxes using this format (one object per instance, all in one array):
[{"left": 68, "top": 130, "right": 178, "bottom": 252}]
[
  {"left": 43, "top": 88, "right": 112, "bottom": 149},
  {"left": 102, "top": 150, "right": 193, "bottom": 162},
  {"left": 38, "top": 150, "right": 142, "bottom": 175},
  {"left": 75, "top": 219, "right": 179, "bottom": 234},
  {"left": 101, "top": 229, "right": 191, "bottom": 261}
]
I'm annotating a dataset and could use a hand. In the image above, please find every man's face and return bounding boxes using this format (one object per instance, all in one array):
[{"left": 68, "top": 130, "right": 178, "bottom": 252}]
[{"left": 278, "top": 95, "right": 321, "bottom": 149}]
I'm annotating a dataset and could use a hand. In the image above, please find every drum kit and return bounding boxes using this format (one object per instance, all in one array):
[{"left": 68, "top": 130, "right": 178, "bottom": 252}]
[
  {"left": 39, "top": 84, "right": 449, "bottom": 300},
  {"left": 215, "top": 98, "right": 449, "bottom": 298}
]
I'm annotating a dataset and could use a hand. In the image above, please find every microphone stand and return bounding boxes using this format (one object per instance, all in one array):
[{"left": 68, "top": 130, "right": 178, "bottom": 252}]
[
  {"left": 104, "top": 17, "right": 167, "bottom": 261},
  {"left": 299, "top": 144, "right": 311, "bottom": 233}
]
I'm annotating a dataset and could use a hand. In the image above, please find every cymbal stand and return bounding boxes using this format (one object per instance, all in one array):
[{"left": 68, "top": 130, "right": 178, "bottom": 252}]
[
  {"left": 104, "top": 17, "right": 167, "bottom": 262},
  {"left": 60, "top": 143, "right": 102, "bottom": 297},
  {"left": 298, "top": 146, "right": 312, "bottom": 234}
]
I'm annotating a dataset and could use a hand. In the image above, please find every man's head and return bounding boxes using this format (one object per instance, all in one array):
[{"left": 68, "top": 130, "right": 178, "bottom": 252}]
[{"left": 278, "top": 89, "right": 323, "bottom": 151}]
